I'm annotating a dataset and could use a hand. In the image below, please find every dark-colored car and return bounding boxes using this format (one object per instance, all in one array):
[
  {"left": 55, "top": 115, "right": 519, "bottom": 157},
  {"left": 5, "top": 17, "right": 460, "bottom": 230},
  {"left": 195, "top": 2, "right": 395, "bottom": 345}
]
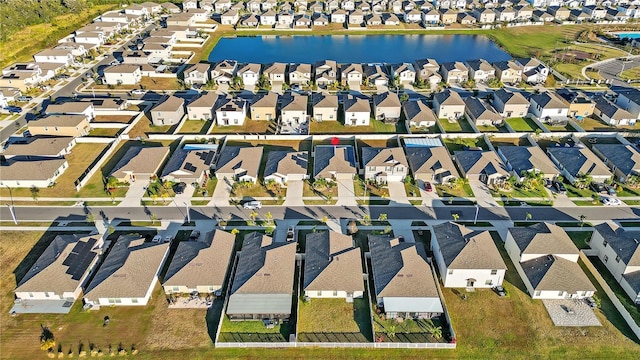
[
  {"left": 544, "top": 178, "right": 553, "bottom": 188},
  {"left": 189, "top": 230, "right": 201, "bottom": 241},
  {"left": 585, "top": 297, "right": 597, "bottom": 309},
  {"left": 424, "top": 181, "right": 433, "bottom": 192},
  {"left": 553, "top": 181, "right": 566, "bottom": 194},
  {"left": 4, "top": 106, "right": 22, "bottom": 113},
  {"left": 590, "top": 182, "right": 607, "bottom": 194},
  {"left": 493, "top": 286, "right": 506, "bottom": 297},
  {"left": 173, "top": 182, "right": 187, "bottom": 194}
]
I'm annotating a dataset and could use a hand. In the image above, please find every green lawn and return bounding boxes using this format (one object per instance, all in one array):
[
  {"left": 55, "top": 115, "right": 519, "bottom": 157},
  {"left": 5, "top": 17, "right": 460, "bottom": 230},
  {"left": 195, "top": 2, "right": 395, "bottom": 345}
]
[
  {"left": 566, "top": 231, "right": 593, "bottom": 249},
  {"left": 88, "top": 127, "right": 122, "bottom": 137},
  {"left": 353, "top": 179, "right": 389, "bottom": 198},
  {"left": 297, "top": 298, "right": 372, "bottom": 342},
  {"left": 443, "top": 137, "right": 488, "bottom": 153},
  {"left": 506, "top": 117, "right": 540, "bottom": 132},
  {"left": 576, "top": 117, "right": 616, "bottom": 132},
  {"left": 177, "top": 120, "right": 212, "bottom": 134},
  {"left": 545, "top": 122, "right": 577, "bottom": 132},
  {"left": 310, "top": 119, "right": 404, "bottom": 134},
  {"left": 208, "top": 119, "right": 273, "bottom": 134},
  {"left": 565, "top": 183, "right": 597, "bottom": 198},
  {"left": 436, "top": 183, "right": 475, "bottom": 198},
  {"left": 230, "top": 182, "right": 286, "bottom": 200},
  {"left": 491, "top": 183, "right": 549, "bottom": 199},
  {"left": 438, "top": 118, "right": 475, "bottom": 133}
]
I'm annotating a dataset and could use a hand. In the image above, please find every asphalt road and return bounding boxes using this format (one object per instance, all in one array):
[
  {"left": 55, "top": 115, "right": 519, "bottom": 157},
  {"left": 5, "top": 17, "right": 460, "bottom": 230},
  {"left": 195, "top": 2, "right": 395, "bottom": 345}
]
[
  {"left": 591, "top": 57, "right": 640, "bottom": 86},
  {"left": 2, "top": 204, "right": 639, "bottom": 224}
]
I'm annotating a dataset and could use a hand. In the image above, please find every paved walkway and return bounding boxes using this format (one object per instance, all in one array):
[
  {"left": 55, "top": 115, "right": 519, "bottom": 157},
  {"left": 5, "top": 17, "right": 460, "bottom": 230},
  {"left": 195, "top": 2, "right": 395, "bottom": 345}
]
[
  {"left": 283, "top": 180, "right": 304, "bottom": 206},
  {"left": 469, "top": 181, "right": 499, "bottom": 207},
  {"left": 336, "top": 179, "right": 358, "bottom": 207},
  {"left": 388, "top": 220, "right": 416, "bottom": 243},
  {"left": 388, "top": 181, "right": 410, "bottom": 206},
  {"left": 542, "top": 299, "right": 601, "bottom": 327},
  {"left": 208, "top": 178, "right": 232, "bottom": 207},
  {"left": 118, "top": 181, "right": 148, "bottom": 207}
]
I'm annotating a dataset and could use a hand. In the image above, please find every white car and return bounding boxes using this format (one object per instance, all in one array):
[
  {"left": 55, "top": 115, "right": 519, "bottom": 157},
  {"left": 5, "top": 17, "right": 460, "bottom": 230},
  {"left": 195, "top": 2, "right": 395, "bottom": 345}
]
[
  {"left": 602, "top": 197, "right": 621, "bottom": 206},
  {"left": 243, "top": 201, "right": 262, "bottom": 210},
  {"left": 152, "top": 235, "right": 162, "bottom": 243},
  {"left": 130, "top": 89, "right": 146, "bottom": 96}
]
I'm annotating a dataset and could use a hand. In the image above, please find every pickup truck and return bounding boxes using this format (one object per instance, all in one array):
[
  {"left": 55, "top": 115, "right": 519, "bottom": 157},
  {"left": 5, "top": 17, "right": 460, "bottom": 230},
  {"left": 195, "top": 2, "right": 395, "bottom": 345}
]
[{"left": 286, "top": 226, "right": 295, "bottom": 242}]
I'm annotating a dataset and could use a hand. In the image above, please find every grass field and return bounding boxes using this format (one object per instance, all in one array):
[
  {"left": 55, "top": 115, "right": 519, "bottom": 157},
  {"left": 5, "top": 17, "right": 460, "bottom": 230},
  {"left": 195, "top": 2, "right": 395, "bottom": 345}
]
[
  {"left": 208, "top": 119, "right": 273, "bottom": 134},
  {"left": 506, "top": 117, "right": 540, "bottom": 132},
  {"left": 297, "top": 298, "right": 372, "bottom": 341},
  {"left": 310, "top": 119, "right": 403, "bottom": 134},
  {"left": 576, "top": 117, "right": 616, "bottom": 131},
  {"left": 177, "top": 120, "right": 212, "bottom": 134},
  {"left": 127, "top": 116, "right": 176, "bottom": 138},
  {"left": 620, "top": 66, "right": 640, "bottom": 81},
  {"left": 436, "top": 183, "right": 475, "bottom": 198}
]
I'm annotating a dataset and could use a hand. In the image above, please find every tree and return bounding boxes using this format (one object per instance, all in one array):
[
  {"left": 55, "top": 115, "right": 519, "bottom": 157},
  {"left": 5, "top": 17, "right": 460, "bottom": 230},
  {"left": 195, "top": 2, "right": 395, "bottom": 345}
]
[
  {"left": 231, "top": 228, "right": 239, "bottom": 235},
  {"left": 321, "top": 215, "right": 328, "bottom": 223},
  {"left": 264, "top": 211, "right": 274, "bottom": 226},
  {"left": 361, "top": 214, "right": 372, "bottom": 226},
  {"left": 385, "top": 325, "right": 396, "bottom": 338},
  {"left": 424, "top": 320, "right": 443, "bottom": 340},
  {"left": 378, "top": 213, "right": 388, "bottom": 222},
  {"left": 249, "top": 210, "right": 258, "bottom": 225},
  {"left": 399, "top": 92, "right": 409, "bottom": 103},
  {"left": 86, "top": 213, "right": 95, "bottom": 223},
  {"left": 150, "top": 213, "right": 159, "bottom": 225},
  {"left": 579, "top": 214, "right": 586, "bottom": 227},
  {"left": 525, "top": 212, "right": 532, "bottom": 221},
  {"left": 30, "top": 186, "right": 40, "bottom": 202},
  {"left": 452, "top": 213, "right": 460, "bottom": 221}
]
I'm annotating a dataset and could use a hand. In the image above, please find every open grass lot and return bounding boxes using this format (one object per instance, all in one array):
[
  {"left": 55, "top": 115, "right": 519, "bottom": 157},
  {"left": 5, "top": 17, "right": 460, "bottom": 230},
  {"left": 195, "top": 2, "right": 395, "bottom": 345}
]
[
  {"left": 442, "top": 137, "right": 488, "bottom": 153},
  {"left": 297, "top": 298, "right": 372, "bottom": 342},
  {"left": 93, "top": 115, "right": 136, "bottom": 124},
  {"left": 177, "top": 120, "right": 212, "bottom": 134},
  {"left": 506, "top": 117, "right": 540, "bottom": 132},
  {"left": 310, "top": 119, "right": 404, "bottom": 134},
  {"left": 208, "top": 119, "right": 273, "bottom": 134},
  {"left": 576, "top": 117, "right": 616, "bottom": 131},
  {"left": 620, "top": 66, "right": 640, "bottom": 82},
  {"left": 0, "top": 143, "right": 128, "bottom": 199},
  {"left": 88, "top": 127, "right": 122, "bottom": 137},
  {"left": 438, "top": 118, "right": 475, "bottom": 133}
]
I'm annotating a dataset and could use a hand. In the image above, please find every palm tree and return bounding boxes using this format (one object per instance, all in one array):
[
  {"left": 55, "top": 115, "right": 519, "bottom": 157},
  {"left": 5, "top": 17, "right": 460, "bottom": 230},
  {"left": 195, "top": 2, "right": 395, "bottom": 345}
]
[
  {"left": 249, "top": 210, "right": 258, "bottom": 223},
  {"left": 452, "top": 213, "right": 460, "bottom": 222},
  {"left": 30, "top": 186, "right": 40, "bottom": 202},
  {"left": 525, "top": 212, "right": 532, "bottom": 222},
  {"left": 264, "top": 211, "right": 273, "bottom": 226},
  {"left": 424, "top": 320, "right": 443, "bottom": 340},
  {"left": 579, "top": 214, "right": 586, "bottom": 227},
  {"left": 378, "top": 213, "right": 388, "bottom": 222}
]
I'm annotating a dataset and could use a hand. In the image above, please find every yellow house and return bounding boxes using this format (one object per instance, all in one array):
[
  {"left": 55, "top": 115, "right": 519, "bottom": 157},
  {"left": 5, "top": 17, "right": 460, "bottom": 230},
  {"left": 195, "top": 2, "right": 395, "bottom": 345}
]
[{"left": 28, "top": 115, "right": 90, "bottom": 137}]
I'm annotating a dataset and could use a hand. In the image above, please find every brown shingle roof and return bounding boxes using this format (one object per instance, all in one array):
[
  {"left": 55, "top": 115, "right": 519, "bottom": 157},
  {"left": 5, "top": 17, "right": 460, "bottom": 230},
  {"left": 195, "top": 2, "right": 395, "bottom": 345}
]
[
  {"left": 110, "top": 146, "right": 170, "bottom": 179},
  {"left": 304, "top": 231, "right": 364, "bottom": 293},
  {"left": 152, "top": 95, "right": 185, "bottom": 112},
  {"left": 29, "top": 115, "right": 86, "bottom": 128},
  {"left": 0, "top": 158, "right": 67, "bottom": 181}
]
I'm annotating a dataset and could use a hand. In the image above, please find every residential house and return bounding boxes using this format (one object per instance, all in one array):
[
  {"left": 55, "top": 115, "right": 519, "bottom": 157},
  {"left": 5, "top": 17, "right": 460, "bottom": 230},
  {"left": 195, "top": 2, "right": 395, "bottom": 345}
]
[
  {"left": 457, "top": 12, "right": 477, "bottom": 24},
  {"left": 150, "top": 95, "right": 185, "bottom": 125},
  {"left": 440, "top": 61, "right": 469, "bottom": 85},
  {"left": 226, "top": 232, "right": 296, "bottom": 321},
  {"left": 264, "top": 62, "right": 287, "bottom": 85},
  {"left": 546, "top": 146, "right": 613, "bottom": 184},
  {"left": 313, "top": 13, "right": 329, "bottom": 25},
  {"left": 33, "top": 49, "right": 74, "bottom": 66},
  {"left": 295, "top": 14, "right": 313, "bottom": 27},
  {"left": 326, "top": 0, "right": 340, "bottom": 12},
  {"left": 246, "top": 0, "right": 261, "bottom": 13},
  {"left": 215, "top": 96, "right": 247, "bottom": 126},
  {"left": 383, "top": 13, "right": 401, "bottom": 25},
  {"left": 591, "top": 223, "right": 640, "bottom": 304},
  {"left": 304, "top": 231, "right": 364, "bottom": 301},
  {"left": 431, "top": 222, "right": 506, "bottom": 288},
  {"left": 45, "top": 102, "right": 95, "bottom": 120},
  {"left": 528, "top": 92, "right": 569, "bottom": 122},
  {"left": 262, "top": 0, "right": 277, "bottom": 11},
  {"left": 363, "top": 64, "right": 390, "bottom": 86},
  {"left": 548, "top": 6, "right": 571, "bottom": 20},
  {"left": 215, "top": 0, "right": 232, "bottom": 12},
  {"left": 366, "top": 13, "right": 383, "bottom": 25},
  {"left": 440, "top": 8, "right": 458, "bottom": 24},
  {"left": 465, "top": 59, "right": 495, "bottom": 82},
  {"left": 343, "top": 95, "right": 371, "bottom": 126},
  {"left": 14, "top": 234, "right": 101, "bottom": 311},
  {"left": 497, "top": 145, "right": 560, "bottom": 181},
  {"left": 505, "top": 223, "right": 596, "bottom": 299},
  {"left": 532, "top": 10, "right": 554, "bottom": 22},
  {"left": 361, "top": 147, "right": 408, "bottom": 182},
  {"left": 615, "top": 87, "right": 640, "bottom": 120},
  {"left": 162, "top": 230, "right": 235, "bottom": 296},
  {"left": 348, "top": 9, "right": 365, "bottom": 25},
  {"left": 583, "top": 5, "right": 607, "bottom": 19},
  {"left": 215, "top": 146, "right": 263, "bottom": 183},
  {"left": 184, "top": 63, "right": 210, "bottom": 85},
  {"left": 414, "top": 58, "right": 441, "bottom": 87},
  {"left": 491, "top": 88, "right": 530, "bottom": 118},
  {"left": 280, "top": 94, "right": 308, "bottom": 126},
  {"left": 368, "top": 235, "right": 444, "bottom": 319},
  {"left": 0, "top": 64, "right": 42, "bottom": 91},
  {"left": 433, "top": 89, "right": 465, "bottom": 119},
  {"left": 0, "top": 158, "right": 68, "bottom": 188},
  {"left": 592, "top": 144, "right": 640, "bottom": 183},
  {"left": 250, "top": 92, "right": 278, "bottom": 121},
  {"left": 278, "top": 11, "right": 295, "bottom": 26},
  {"left": 556, "top": 89, "right": 595, "bottom": 119},
  {"left": 103, "top": 64, "right": 141, "bottom": 85},
  {"left": 391, "top": 63, "right": 417, "bottom": 85},
  {"left": 423, "top": 9, "right": 441, "bottom": 24},
  {"left": 220, "top": 9, "right": 239, "bottom": 24},
  {"left": 210, "top": 60, "right": 237, "bottom": 84},
  {"left": 313, "top": 145, "right": 357, "bottom": 181},
  {"left": 474, "top": 7, "right": 496, "bottom": 22},
  {"left": 162, "top": 2, "right": 181, "bottom": 13},
  {"left": 1, "top": 136, "right": 75, "bottom": 160},
  {"left": 593, "top": 96, "right": 636, "bottom": 126},
  {"left": 186, "top": 92, "right": 218, "bottom": 120},
  {"left": 238, "top": 63, "right": 261, "bottom": 86},
  {"left": 515, "top": 5, "right": 534, "bottom": 20},
  {"left": 402, "top": 99, "right": 437, "bottom": 129},
  {"left": 315, "top": 60, "right": 338, "bottom": 88},
  {"left": 109, "top": 146, "right": 169, "bottom": 183},
  {"left": 27, "top": 115, "right": 90, "bottom": 137},
  {"left": 83, "top": 235, "right": 170, "bottom": 307},
  {"left": 404, "top": 9, "right": 423, "bottom": 22},
  {"left": 160, "top": 145, "right": 217, "bottom": 185},
  {"left": 340, "top": 63, "right": 364, "bottom": 85},
  {"left": 261, "top": 10, "right": 277, "bottom": 25},
  {"left": 372, "top": 91, "right": 401, "bottom": 122},
  {"left": 493, "top": 60, "right": 522, "bottom": 85},
  {"left": 515, "top": 57, "right": 548, "bottom": 84},
  {"left": 464, "top": 97, "right": 503, "bottom": 126},
  {"left": 263, "top": 150, "right": 309, "bottom": 185},
  {"left": 312, "top": 93, "right": 339, "bottom": 121},
  {"left": 289, "top": 63, "right": 312, "bottom": 85},
  {"left": 494, "top": 7, "right": 516, "bottom": 22},
  {"left": 404, "top": 143, "right": 459, "bottom": 184},
  {"left": 569, "top": 9, "right": 591, "bottom": 21},
  {"left": 342, "top": 0, "right": 356, "bottom": 10},
  {"left": 331, "top": 9, "right": 347, "bottom": 23},
  {"left": 454, "top": 150, "right": 509, "bottom": 184},
  {"left": 240, "top": 14, "right": 259, "bottom": 27}
]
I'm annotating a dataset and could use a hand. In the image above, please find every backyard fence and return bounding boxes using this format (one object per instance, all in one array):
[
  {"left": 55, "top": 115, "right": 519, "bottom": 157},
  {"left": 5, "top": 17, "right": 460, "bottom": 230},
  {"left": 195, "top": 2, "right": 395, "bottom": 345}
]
[{"left": 214, "top": 341, "right": 456, "bottom": 349}]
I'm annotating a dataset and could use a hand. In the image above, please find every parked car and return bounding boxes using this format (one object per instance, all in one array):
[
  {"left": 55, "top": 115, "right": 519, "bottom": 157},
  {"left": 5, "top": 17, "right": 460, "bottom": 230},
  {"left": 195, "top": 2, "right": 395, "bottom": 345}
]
[
  {"left": 605, "top": 184, "right": 616, "bottom": 196},
  {"left": 590, "top": 182, "right": 607, "bottom": 194},
  {"left": 286, "top": 226, "right": 295, "bottom": 242},
  {"left": 424, "top": 181, "right": 433, "bottom": 192},
  {"left": 544, "top": 178, "right": 553, "bottom": 188},
  {"left": 16, "top": 96, "right": 33, "bottom": 102},
  {"left": 4, "top": 106, "right": 22, "bottom": 113},
  {"left": 189, "top": 230, "right": 201, "bottom": 241},
  {"left": 243, "top": 200, "right": 262, "bottom": 210},
  {"left": 164, "top": 235, "right": 173, "bottom": 243},
  {"left": 553, "top": 181, "right": 566, "bottom": 194},
  {"left": 173, "top": 182, "right": 187, "bottom": 194},
  {"left": 585, "top": 297, "right": 597, "bottom": 309},
  {"left": 492, "top": 286, "right": 506, "bottom": 297},
  {"left": 602, "top": 197, "right": 621, "bottom": 206},
  {"left": 130, "top": 89, "right": 146, "bottom": 96},
  {"left": 152, "top": 235, "right": 162, "bottom": 243}
]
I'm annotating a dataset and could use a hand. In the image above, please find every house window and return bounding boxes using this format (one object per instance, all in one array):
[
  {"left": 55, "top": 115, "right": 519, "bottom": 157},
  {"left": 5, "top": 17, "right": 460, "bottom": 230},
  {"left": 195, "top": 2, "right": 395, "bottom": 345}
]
[
  {"left": 485, "top": 280, "right": 493, "bottom": 286},
  {"left": 29, "top": 293, "right": 34, "bottom": 298},
  {"left": 448, "top": 269, "right": 453, "bottom": 275},
  {"left": 534, "top": 291, "right": 541, "bottom": 297},
  {"left": 333, "top": 290, "right": 338, "bottom": 296},
  {"left": 368, "top": 166, "right": 375, "bottom": 171},
  {"left": 131, "top": 299, "right": 138, "bottom": 304},
  {"left": 316, "top": 291, "right": 321, "bottom": 297},
  {"left": 491, "top": 269, "right": 498, "bottom": 275},
  {"left": 234, "top": 119, "right": 238, "bottom": 125},
  {"left": 558, "top": 291, "right": 564, "bottom": 296},
  {"left": 108, "top": 299, "right": 116, "bottom": 304},
  {"left": 208, "top": 286, "right": 215, "bottom": 292},
  {"left": 172, "top": 286, "right": 179, "bottom": 292},
  {"left": 603, "top": 240, "right": 608, "bottom": 247},
  {"left": 604, "top": 255, "right": 609, "bottom": 262},
  {"left": 615, "top": 255, "right": 620, "bottom": 263},
  {"left": 347, "top": 292, "right": 353, "bottom": 298}
]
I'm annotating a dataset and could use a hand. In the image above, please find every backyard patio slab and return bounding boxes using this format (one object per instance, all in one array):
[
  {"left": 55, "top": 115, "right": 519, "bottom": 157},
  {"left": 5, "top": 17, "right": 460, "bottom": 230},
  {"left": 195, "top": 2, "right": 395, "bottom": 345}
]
[{"left": 542, "top": 299, "right": 601, "bottom": 327}]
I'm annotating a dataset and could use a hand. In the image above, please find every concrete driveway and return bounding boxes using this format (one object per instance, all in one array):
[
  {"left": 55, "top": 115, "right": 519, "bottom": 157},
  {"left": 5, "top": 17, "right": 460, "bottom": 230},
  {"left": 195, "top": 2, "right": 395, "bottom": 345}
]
[
  {"left": 284, "top": 180, "right": 304, "bottom": 206},
  {"left": 336, "top": 178, "right": 358, "bottom": 206},
  {"left": 208, "top": 178, "right": 232, "bottom": 207},
  {"left": 173, "top": 183, "right": 196, "bottom": 203},
  {"left": 388, "top": 181, "right": 410, "bottom": 206},
  {"left": 272, "top": 81, "right": 284, "bottom": 94},
  {"left": 118, "top": 180, "right": 148, "bottom": 207},
  {"left": 469, "top": 181, "right": 498, "bottom": 207}
]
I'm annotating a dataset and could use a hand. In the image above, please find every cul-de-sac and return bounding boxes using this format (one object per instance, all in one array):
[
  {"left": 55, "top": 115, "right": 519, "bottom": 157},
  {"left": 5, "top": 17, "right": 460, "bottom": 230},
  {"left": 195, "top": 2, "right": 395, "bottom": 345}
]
[{"left": 0, "top": 0, "right": 640, "bottom": 358}]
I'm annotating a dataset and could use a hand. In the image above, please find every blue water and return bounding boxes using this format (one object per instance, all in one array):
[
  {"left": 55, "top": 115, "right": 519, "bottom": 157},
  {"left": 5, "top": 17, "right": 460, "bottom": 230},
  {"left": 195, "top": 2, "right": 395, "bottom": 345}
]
[
  {"left": 616, "top": 32, "right": 640, "bottom": 39},
  {"left": 207, "top": 35, "right": 511, "bottom": 64}
]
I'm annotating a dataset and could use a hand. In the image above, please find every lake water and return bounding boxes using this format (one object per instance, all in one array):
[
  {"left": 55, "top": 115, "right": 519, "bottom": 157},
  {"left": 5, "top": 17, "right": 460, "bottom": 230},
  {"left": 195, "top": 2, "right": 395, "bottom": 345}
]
[{"left": 207, "top": 35, "right": 511, "bottom": 64}]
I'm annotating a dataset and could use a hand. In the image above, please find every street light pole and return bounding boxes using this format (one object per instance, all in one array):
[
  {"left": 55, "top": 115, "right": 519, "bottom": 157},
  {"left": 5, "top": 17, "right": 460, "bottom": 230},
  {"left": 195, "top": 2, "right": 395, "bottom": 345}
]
[
  {"left": 474, "top": 204, "right": 479, "bottom": 225},
  {"left": 5, "top": 186, "right": 17, "bottom": 224},
  {"left": 185, "top": 202, "right": 191, "bottom": 224}
]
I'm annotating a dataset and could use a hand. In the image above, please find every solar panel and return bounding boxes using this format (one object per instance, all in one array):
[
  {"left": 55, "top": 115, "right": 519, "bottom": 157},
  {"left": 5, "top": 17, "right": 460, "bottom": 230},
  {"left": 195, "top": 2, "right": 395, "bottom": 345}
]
[{"left": 65, "top": 238, "right": 98, "bottom": 280}]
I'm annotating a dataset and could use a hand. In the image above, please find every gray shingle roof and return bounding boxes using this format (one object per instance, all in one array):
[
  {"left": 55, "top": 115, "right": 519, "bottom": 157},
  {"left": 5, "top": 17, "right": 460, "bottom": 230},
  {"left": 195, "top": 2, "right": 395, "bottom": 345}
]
[
  {"left": 0, "top": 158, "right": 68, "bottom": 181},
  {"left": 530, "top": 92, "right": 568, "bottom": 109},
  {"left": 405, "top": 146, "right": 459, "bottom": 179},
  {"left": 593, "top": 96, "right": 634, "bottom": 120},
  {"left": 263, "top": 150, "right": 308, "bottom": 178},
  {"left": 2, "top": 136, "right": 73, "bottom": 157},
  {"left": 161, "top": 147, "right": 217, "bottom": 179},
  {"left": 521, "top": 255, "right": 595, "bottom": 293},
  {"left": 216, "top": 146, "right": 263, "bottom": 179},
  {"left": 454, "top": 150, "right": 509, "bottom": 177},
  {"left": 303, "top": 231, "right": 364, "bottom": 292},
  {"left": 29, "top": 114, "right": 87, "bottom": 128},
  {"left": 251, "top": 92, "right": 278, "bottom": 108},
  {"left": 312, "top": 93, "right": 338, "bottom": 108},
  {"left": 592, "top": 144, "right": 640, "bottom": 177},
  {"left": 403, "top": 99, "right": 437, "bottom": 123},
  {"left": 313, "top": 145, "right": 357, "bottom": 178},
  {"left": 434, "top": 89, "right": 465, "bottom": 106},
  {"left": 368, "top": 235, "right": 440, "bottom": 299},
  {"left": 464, "top": 97, "right": 502, "bottom": 122},
  {"left": 493, "top": 89, "right": 530, "bottom": 105},
  {"left": 547, "top": 146, "right": 612, "bottom": 178},
  {"left": 432, "top": 222, "right": 506, "bottom": 270},
  {"left": 508, "top": 222, "right": 579, "bottom": 256},
  {"left": 343, "top": 96, "right": 371, "bottom": 113},
  {"left": 361, "top": 147, "right": 408, "bottom": 168},
  {"left": 110, "top": 146, "right": 170, "bottom": 179},
  {"left": 498, "top": 145, "right": 559, "bottom": 177},
  {"left": 373, "top": 91, "right": 401, "bottom": 108},
  {"left": 594, "top": 223, "right": 640, "bottom": 266}
]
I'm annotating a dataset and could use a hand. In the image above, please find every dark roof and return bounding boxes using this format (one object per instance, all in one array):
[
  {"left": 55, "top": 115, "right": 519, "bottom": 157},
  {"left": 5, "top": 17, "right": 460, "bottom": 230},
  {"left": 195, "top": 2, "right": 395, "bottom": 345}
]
[
  {"left": 521, "top": 255, "right": 595, "bottom": 292},
  {"left": 613, "top": 87, "right": 640, "bottom": 104},
  {"left": 593, "top": 95, "right": 633, "bottom": 119},
  {"left": 303, "top": 231, "right": 364, "bottom": 292},
  {"left": 464, "top": 97, "right": 501, "bottom": 121},
  {"left": 594, "top": 223, "right": 640, "bottom": 266},
  {"left": 592, "top": 144, "right": 640, "bottom": 177},
  {"left": 313, "top": 145, "right": 356, "bottom": 178},
  {"left": 507, "top": 222, "right": 578, "bottom": 256},
  {"left": 622, "top": 271, "right": 640, "bottom": 294},
  {"left": 547, "top": 146, "right": 596, "bottom": 178}
]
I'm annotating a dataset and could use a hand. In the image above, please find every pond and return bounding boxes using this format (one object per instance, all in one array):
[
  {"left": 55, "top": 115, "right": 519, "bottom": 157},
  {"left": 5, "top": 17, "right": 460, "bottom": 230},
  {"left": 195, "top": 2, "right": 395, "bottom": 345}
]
[{"left": 208, "top": 34, "right": 511, "bottom": 64}]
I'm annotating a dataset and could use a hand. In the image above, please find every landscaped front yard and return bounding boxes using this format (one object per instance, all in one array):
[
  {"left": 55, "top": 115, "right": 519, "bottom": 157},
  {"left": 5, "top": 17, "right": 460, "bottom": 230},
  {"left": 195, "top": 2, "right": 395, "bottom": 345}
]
[
  {"left": 436, "top": 183, "right": 475, "bottom": 198},
  {"left": 310, "top": 119, "right": 404, "bottom": 134},
  {"left": 297, "top": 298, "right": 372, "bottom": 342},
  {"left": 506, "top": 117, "right": 540, "bottom": 132},
  {"left": 230, "top": 181, "right": 286, "bottom": 201},
  {"left": 353, "top": 178, "right": 390, "bottom": 198},
  {"left": 490, "top": 183, "right": 549, "bottom": 199}
]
